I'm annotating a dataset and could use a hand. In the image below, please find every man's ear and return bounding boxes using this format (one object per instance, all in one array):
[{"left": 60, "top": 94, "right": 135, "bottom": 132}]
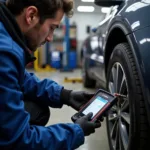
[{"left": 25, "top": 6, "right": 39, "bottom": 26}]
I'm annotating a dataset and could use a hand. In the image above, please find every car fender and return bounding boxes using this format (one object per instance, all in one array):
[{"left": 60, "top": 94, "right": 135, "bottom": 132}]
[
  {"left": 106, "top": 0, "right": 150, "bottom": 34},
  {"left": 104, "top": 16, "right": 133, "bottom": 79},
  {"left": 122, "top": 0, "right": 150, "bottom": 32},
  {"left": 105, "top": 21, "right": 150, "bottom": 125}
]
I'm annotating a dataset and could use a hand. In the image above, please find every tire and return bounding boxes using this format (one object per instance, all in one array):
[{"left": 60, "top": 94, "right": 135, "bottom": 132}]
[
  {"left": 106, "top": 43, "right": 149, "bottom": 150},
  {"left": 82, "top": 58, "right": 96, "bottom": 88}
]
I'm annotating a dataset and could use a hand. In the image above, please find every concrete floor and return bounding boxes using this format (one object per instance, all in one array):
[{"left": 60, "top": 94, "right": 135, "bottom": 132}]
[{"left": 33, "top": 69, "right": 109, "bottom": 150}]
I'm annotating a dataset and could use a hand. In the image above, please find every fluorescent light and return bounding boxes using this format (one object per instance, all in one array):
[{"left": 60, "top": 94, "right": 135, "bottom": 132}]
[
  {"left": 81, "top": 0, "right": 94, "bottom": 2},
  {"left": 77, "top": 6, "right": 95, "bottom": 12},
  {"left": 101, "top": 7, "right": 111, "bottom": 13}
]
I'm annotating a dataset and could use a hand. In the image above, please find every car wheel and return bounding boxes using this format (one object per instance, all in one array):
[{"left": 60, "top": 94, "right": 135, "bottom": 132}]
[
  {"left": 106, "top": 43, "right": 149, "bottom": 150},
  {"left": 82, "top": 58, "right": 96, "bottom": 88}
]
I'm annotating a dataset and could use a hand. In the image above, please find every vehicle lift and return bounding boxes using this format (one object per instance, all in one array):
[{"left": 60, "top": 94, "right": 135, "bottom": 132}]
[
  {"left": 62, "top": 16, "right": 82, "bottom": 83},
  {"left": 34, "top": 47, "right": 56, "bottom": 72}
]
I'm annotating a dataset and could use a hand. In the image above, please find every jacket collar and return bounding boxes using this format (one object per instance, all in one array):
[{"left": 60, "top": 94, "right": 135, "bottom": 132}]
[{"left": 0, "top": 2, "right": 36, "bottom": 65}]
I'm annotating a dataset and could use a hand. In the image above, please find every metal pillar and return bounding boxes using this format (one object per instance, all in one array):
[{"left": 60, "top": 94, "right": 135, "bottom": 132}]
[{"left": 61, "top": 16, "right": 72, "bottom": 71}]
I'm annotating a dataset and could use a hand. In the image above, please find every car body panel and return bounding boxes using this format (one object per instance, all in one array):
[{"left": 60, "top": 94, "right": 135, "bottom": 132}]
[
  {"left": 82, "top": 0, "right": 150, "bottom": 125},
  {"left": 122, "top": 0, "right": 150, "bottom": 32}
]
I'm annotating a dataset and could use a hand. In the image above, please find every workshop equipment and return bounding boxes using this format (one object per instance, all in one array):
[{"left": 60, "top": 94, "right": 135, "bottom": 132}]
[
  {"left": 114, "top": 93, "right": 127, "bottom": 98},
  {"left": 64, "top": 77, "right": 82, "bottom": 83}
]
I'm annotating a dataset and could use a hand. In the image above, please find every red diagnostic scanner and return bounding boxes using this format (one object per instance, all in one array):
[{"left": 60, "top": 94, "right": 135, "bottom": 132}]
[{"left": 71, "top": 89, "right": 118, "bottom": 122}]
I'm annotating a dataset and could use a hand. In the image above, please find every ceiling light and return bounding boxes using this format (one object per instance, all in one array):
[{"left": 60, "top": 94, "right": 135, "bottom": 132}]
[
  {"left": 77, "top": 6, "right": 95, "bottom": 12},
  {"left": 101, "top": 7, "right": 111, "bottom": 13},
  {"left": 81, "top": 0, "right": 94, "bottom": 2}
]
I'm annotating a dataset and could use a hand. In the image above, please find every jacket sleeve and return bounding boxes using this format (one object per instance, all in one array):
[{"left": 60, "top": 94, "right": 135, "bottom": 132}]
[
  {"left": 0, "top": 50, "right": 84, "bottom": 150},
  {"left": 22, "top": 70, "right": 64, "bottom": 108}
]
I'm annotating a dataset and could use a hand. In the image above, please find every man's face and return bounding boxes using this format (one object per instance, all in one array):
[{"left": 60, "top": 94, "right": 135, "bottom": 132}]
[{"left": 24, "top": 8, "right": 64, "bottom": 51}]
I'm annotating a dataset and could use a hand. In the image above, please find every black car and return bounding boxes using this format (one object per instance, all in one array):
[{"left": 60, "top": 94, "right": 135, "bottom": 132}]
[{"left": 82, "top": 0, "right": 150, "bottom": 149}]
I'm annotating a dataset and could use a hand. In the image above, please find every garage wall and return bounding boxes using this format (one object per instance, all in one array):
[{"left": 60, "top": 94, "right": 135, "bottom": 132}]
[
  {"left": 70, "top": 12, "right": 105, "bottom": 66},
  {"left": 39, "top": 13, "right": 105, "bottom": 67}
]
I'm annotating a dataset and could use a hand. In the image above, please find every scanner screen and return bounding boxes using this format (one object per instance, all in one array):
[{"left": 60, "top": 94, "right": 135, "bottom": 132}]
[{"left": 82, "top": 96, "right": 108, "bottom": 118}]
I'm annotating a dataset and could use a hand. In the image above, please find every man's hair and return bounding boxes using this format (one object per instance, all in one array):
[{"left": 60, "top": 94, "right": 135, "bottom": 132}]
[{"left": 6, "top": 0, "right": 74, "bottom": 23}]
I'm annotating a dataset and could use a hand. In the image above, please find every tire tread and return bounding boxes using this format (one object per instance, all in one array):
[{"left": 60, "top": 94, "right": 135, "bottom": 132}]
[{"left": 117, "top": 43, "right": 149, "bottom": 149}]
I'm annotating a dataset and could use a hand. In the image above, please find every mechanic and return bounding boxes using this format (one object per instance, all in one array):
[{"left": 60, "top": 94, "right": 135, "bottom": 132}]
[{"left": 0, "top": 0, "right": 102, "bottom": 149}]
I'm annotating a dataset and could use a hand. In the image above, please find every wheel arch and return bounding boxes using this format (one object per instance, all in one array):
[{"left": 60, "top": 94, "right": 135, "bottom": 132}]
[
  {"left": 104, "top": 24, "right": 150, "bottom": 127},
  {"left": 104, "top": 26, "right": 128, "bottom": 76}
]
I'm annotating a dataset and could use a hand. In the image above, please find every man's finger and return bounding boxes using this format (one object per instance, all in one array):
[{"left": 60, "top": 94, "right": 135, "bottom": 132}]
[
  {"left": 99, "top": 116, "right": 104, "bottom": 122},
  {"left": 83, "top": 92, "right": 94, "bottom": 99},
  {"left": 94, "top": 122, "right": 101, "bottom": 128},
  {"left": 86, "top": 112, "right": 93, "bottom": 120}
]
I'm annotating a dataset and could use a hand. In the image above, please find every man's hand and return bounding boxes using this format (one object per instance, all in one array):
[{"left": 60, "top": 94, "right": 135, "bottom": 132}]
[
  {"left": 61, "top": 89, "right": 94, "bottom": 111},
  {"left": 69, "top": 91, "right": 94, "bottom": 110},
  {"left": 75, "top": 112, "right": 101, "bottom": 136},
  {"left": 61, "top": 89, "right": 94, "bottom": 110}
]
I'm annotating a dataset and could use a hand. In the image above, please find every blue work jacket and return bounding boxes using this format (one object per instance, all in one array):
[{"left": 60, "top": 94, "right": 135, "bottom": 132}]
[{"left": 0, "top": 20, "right": 84, "bottom": 150}]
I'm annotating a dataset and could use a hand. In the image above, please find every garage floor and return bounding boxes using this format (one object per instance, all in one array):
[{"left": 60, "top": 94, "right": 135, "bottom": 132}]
[{"left": 33, "top": 69, "right": 109, "bottom": 150}]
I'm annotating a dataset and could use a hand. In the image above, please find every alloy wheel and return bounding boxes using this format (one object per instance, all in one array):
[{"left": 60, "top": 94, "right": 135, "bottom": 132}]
[{"left": 108, "top": 62, "right": 130, "bottom": 150}]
